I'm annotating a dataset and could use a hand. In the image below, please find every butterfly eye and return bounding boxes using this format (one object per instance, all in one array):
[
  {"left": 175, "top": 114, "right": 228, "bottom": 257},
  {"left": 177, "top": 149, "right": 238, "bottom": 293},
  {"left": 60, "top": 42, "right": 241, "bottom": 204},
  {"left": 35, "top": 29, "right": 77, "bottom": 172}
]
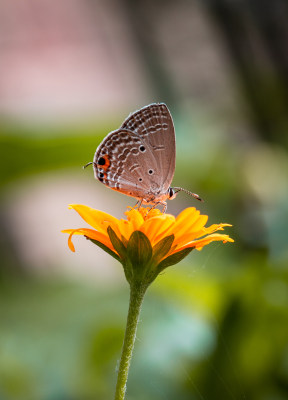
[{"left": 168, "top": 187, "right": 175, "bottom": 198}]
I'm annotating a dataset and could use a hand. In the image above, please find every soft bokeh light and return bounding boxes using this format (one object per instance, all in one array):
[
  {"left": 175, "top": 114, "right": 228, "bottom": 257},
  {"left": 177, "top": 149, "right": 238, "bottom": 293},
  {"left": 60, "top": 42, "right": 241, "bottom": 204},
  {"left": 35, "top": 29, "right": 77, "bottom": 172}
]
[{"left": 1, "top": 1, "right": 288, "bottom": 399}]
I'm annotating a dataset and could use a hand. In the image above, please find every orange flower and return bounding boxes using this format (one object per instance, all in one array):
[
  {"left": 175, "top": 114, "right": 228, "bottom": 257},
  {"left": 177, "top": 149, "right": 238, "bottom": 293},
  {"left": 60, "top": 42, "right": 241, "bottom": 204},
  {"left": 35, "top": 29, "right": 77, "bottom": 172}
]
[{"left": 62, "top": 205, "right": 233, "bottom": 284}]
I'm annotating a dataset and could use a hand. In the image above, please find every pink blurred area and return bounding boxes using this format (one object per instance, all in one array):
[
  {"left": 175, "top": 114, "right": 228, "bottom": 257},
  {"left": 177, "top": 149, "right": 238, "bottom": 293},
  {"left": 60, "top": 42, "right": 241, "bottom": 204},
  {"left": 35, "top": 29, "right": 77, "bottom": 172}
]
[
  {"left": 0, "top": 0, "right": 239, "bottom": 123},
  {"left": 0, "top": 0, "right": 151, "bottom": 121}
]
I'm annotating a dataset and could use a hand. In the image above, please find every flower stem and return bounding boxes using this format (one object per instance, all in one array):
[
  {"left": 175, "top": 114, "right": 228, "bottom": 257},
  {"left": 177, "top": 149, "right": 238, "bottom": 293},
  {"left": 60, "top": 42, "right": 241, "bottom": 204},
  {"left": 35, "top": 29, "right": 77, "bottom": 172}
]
[{"left": 114, "top": 282, "right": 147, "bottom": 400}]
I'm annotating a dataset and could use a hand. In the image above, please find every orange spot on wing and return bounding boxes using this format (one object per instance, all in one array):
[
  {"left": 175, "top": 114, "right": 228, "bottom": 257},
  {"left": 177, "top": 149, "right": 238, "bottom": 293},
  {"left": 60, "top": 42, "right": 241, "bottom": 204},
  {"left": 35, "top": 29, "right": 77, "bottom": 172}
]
[{"left": 98, "top": 154, "right": 110, "bottom": 171}]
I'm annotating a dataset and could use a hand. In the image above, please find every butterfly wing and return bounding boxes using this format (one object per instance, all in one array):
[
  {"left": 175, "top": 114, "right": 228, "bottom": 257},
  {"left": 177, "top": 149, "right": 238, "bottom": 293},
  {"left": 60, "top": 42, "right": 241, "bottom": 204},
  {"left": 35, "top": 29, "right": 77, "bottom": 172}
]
[
  {"left": 93, "top": 103, "right": 176, "bottom": 202},
  {"left": 121, "top": 103, "right": 176, "bottom": 192}
]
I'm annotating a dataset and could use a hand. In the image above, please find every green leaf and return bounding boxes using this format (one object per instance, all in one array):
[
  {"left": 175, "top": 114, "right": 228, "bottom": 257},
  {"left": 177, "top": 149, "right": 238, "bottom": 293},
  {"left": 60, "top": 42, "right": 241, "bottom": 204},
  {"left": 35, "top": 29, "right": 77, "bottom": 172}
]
[
  {"left": 107, "top": 226, "right": 127, "bottom": 260},
  {"left": 126, "top": 231, "right": 152, "bottom": 268},
  {"left": 157, "top": 247, "right": 194, "bottom": 272},
  {"left": 121, "top": 235, "right": 128, "bottom": 247},
  {"left": 151, "top": 235, "right": 174, "bottom": 265},
  {"left": 88, "top": 238, "right": 120, "bottom": 262}
]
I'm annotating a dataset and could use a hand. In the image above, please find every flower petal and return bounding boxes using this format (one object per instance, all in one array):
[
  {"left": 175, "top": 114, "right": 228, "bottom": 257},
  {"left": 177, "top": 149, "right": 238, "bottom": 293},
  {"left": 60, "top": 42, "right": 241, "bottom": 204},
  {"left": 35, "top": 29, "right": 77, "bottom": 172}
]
[
  {"left": 164, "top": 208, "right": 202, "bottom": 239},
  {"left": 173, "top": 233, "right": 234, "bottom": 253},
  {"left": 117, "top": 219, "right": 135, "bottom": 241},
  {"left": 198, "top": 223, "right": 232, "bottom": 236},
  {"left": 68, "top": 204, "right": 120, "bottom": 234},
  {"left": 140, "top": 214, "right": 175, "bottom": 245},
  {"left": 62, "top": 228, "right": 114, "bottom": 253},
  {"left": 125, "top": 208, "right": 145, "bottom": 230},
  {"left": 174, "top": 215, "right": 209, "bottom": 244}
]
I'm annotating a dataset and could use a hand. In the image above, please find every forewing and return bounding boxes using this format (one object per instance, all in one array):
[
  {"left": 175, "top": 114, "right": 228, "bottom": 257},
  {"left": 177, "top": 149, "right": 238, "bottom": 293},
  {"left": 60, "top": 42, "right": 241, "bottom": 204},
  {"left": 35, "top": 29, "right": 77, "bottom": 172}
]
[{"left": 121, "top": 103, "right": 176, "bottom": 190}]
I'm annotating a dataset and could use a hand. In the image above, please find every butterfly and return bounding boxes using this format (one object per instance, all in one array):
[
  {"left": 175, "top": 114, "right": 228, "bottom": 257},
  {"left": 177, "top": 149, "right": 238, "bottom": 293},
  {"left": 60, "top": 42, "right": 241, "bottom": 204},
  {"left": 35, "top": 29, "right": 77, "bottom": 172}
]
[{"left": 85, "top": 103, "right": 202, "bottom": 212}]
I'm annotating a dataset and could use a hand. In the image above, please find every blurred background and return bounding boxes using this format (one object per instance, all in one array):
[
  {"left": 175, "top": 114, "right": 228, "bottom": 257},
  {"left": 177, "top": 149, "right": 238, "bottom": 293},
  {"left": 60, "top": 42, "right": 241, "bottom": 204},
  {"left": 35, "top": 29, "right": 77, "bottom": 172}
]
[{"left": 0, "top": 0, "right": 288, "bottom": 399}]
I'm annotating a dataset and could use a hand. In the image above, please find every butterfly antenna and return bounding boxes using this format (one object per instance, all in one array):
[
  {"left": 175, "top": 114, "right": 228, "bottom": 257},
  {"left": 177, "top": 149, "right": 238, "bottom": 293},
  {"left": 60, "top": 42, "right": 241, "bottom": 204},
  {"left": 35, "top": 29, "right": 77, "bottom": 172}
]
[
  {"left": 173, "top": 187, "right": 204, "bottom": 202},
  {"left": 83, "top": 162, "right": 94, "bottom": 169}
]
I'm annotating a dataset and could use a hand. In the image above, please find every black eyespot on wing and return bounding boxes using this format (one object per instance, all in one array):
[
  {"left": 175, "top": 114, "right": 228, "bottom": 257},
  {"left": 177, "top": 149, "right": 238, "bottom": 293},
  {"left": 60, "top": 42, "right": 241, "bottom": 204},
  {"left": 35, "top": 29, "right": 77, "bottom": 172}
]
[
  {"left": 99, "top": 172, "right": 104, "bottom": 178},
  {"left": 98, "top": 157, "right": 105, "bottom": 165},
  {"left": 138, "top": 178, "right": 143, "bottom": 182},
  {"left": 139, "top": 145, "right": 146, "bottom": 152},
  {"left": 99, "top": 177, "right": 104, "bottom": 182},
  {"left": 148, "top": 169, "right": 154, "bottom": 175}
]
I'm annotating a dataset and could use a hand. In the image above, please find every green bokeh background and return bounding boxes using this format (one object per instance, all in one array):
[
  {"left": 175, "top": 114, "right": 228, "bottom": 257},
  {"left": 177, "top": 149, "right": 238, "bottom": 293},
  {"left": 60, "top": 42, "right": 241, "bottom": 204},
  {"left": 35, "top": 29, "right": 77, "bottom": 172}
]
[{"left": 1, "top": 1, "right": 288, "bottom": 400}]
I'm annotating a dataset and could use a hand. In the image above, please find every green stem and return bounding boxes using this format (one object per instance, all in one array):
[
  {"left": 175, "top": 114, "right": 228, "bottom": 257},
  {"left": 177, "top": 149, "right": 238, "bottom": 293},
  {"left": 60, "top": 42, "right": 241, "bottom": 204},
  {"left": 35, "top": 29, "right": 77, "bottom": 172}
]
[{"left": 114, "top": 282, "right": 147, "bottom": 400}]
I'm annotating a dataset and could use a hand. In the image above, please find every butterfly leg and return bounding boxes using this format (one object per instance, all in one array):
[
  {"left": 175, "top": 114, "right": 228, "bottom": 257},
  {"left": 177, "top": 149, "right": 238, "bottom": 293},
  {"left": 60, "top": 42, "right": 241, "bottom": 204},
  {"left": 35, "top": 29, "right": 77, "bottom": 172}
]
[
  {"left": 160, "top": 201, "right": 167, "bottom": 213},
  {"left": 132, "top": 200, "right": 140, "bottom": 209},
  {"left": 148, "top": 201, "right": 167, "bottom": 213},
  {"left": 133, "top": 200, "right": 143, "bottom": 209},
  {"left": 137, "top": 199, "right": 144, "bottom": 210}
]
